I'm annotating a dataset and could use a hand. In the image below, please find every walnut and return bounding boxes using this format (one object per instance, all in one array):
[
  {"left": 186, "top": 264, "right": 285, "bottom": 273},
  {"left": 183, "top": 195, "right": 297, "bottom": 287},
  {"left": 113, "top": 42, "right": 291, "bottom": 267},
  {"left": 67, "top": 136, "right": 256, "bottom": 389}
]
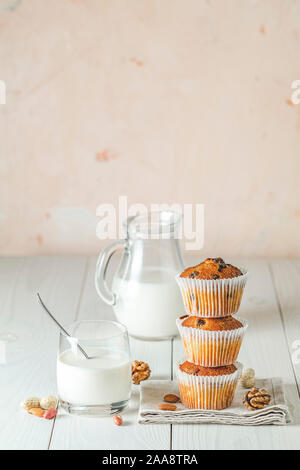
[
  {"left": 243, "top": 387, "right": 271, "bottom": 411},
  {"left": 240, "top": 368, "right": 255, "bottom": 388},
  {"left": 132, "top": 360, "right": 151, "bottom": 385}
]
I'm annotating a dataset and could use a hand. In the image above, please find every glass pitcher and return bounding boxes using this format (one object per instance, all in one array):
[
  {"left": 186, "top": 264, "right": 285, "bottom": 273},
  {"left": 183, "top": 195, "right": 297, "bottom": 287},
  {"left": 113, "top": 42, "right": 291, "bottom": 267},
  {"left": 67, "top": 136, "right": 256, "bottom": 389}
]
[{"left": 95, "top": 211, "right": 184, "bottom": 340}]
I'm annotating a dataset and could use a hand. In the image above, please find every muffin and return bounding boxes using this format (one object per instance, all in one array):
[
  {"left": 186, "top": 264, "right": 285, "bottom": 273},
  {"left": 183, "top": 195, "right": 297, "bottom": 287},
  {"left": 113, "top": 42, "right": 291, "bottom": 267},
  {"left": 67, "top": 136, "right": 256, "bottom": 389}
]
[
  {"left": 176, "top": 315, "right": 248, "bottom": 367},
  {"left": 177, "top": 360, "right": 242, "bottom": 410},
  {"left": 176, "top": 257, "right": 248, "bottom": 317}
]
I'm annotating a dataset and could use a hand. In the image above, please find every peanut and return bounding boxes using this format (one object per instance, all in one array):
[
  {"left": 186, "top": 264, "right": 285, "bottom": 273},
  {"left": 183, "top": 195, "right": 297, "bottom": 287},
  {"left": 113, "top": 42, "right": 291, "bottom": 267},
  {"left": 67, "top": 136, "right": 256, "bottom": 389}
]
[
  {"left": 158, "top": 403, "right": 177, "bottom": 411},
  {"left": 241, "top": 368, "right": 255, "bottom": 388},
  {"left": 28, "top": 408, "right": 45, "bottom": 418},
  {"left": 113, "top": 414, "right": 123, "bottom": 426},
  {"left": 40, "top": 395, "right": 58, "bottom": 410},
  {"left": 164, "top": 394, "right": 180, "bottom": 403},
  {"left": 21, "top": 397, "right": 41, "bottom": 410}
]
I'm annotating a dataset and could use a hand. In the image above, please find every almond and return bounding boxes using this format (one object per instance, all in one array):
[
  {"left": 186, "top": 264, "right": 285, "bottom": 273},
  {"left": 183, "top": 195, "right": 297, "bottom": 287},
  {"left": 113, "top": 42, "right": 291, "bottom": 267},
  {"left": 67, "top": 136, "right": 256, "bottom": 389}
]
[
  {"left": 28, "top": 407, "right": 45, "bottom": 418},
  {"left": 163, "top": 394, "right": 180, "bottom": 403},
  {"left": 158, "top": 403, "right": 177, "bottom": 411},
  {"left": 113, "top": 414, "right": 123, "bottom": 426}
]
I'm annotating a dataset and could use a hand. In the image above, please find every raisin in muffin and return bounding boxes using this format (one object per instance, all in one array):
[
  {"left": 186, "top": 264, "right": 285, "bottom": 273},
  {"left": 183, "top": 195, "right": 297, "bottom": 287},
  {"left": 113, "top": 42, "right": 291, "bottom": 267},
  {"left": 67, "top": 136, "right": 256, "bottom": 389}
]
[
  {"left": 176, "top": 258, "right": 247, "bottom": 317},
  {"left": 177, "top": 360, "right": 242, "bottom": 410},
  {"left": 176, "top": 315, "right": 248, "bottom": 367}
]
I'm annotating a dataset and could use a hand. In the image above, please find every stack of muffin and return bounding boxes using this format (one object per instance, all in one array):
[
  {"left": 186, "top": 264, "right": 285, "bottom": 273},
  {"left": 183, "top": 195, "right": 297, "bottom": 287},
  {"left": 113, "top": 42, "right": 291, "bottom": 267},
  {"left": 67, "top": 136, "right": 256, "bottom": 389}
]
[{"left": 175, "top": 257, "right": 248, "bottom": 410}]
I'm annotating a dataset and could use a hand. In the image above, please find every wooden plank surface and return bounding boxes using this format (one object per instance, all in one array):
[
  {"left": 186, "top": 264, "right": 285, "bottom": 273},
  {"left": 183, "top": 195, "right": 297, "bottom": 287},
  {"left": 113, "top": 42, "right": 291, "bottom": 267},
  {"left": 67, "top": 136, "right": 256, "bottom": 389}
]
[
  {"left": 1, "top": 256, "right": 300, "bottom": 450},
  {"left": 0, "top": 256, "right": 87, "bottom": 450},
  {"left": 270, "top": 260, "right": 300, "bottom": 390}
]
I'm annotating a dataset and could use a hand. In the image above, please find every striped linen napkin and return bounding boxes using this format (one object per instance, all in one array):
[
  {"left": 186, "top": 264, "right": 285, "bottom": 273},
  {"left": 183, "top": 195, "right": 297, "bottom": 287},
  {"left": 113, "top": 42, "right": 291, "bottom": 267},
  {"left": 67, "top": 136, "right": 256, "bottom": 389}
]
[{"left": 138, "top": 378, "right": 291, "bottom": 425}]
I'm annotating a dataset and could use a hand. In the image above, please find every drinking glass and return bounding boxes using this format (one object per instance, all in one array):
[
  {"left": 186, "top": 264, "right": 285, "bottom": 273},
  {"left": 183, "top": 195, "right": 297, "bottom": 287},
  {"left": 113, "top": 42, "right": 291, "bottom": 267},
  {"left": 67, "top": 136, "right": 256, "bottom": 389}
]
[{"left": 57, "top": 320, "right": 131, "bottom": 416}]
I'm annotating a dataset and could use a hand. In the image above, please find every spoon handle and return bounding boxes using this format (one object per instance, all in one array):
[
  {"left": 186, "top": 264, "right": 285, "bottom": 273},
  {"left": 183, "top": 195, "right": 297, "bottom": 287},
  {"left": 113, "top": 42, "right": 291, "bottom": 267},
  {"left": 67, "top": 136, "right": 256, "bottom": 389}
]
[{"left": 37, "top": 293, "right": 90, "bottom": 360}]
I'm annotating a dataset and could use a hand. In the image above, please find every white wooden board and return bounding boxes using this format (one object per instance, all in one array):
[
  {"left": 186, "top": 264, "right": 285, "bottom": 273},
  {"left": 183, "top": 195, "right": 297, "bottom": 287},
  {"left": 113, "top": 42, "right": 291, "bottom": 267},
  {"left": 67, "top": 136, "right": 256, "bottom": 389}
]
[
  {"left": 0, "top": 256, "right": 86, "bottom": 450},
  {"left": 1, "top": 256, "right": 300, "bottom": 450}
]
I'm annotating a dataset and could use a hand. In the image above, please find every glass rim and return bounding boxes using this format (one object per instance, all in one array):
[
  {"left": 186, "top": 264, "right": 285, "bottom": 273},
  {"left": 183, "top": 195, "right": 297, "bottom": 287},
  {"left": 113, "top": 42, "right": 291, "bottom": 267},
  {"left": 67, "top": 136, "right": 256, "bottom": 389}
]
[{"left": 60, "top": 319, "right": 128, "bottom": 342}]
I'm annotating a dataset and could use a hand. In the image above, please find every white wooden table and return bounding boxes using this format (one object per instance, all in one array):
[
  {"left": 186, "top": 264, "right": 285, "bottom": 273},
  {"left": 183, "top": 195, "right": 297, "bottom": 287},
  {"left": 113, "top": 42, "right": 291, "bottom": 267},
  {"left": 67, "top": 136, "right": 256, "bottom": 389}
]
[{"left": 0, "top": 256, "right": 300, "bottom": 450}]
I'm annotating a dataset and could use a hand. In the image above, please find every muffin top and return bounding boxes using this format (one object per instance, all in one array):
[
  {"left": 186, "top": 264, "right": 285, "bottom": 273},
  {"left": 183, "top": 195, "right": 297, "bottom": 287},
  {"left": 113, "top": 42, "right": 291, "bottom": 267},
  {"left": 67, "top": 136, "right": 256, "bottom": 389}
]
[
  {"left": 180, "top": 361, "right": 237, "bottom": 377},
  {"left": 181, "top": 315, "right": 243, "bottom": 331},
  {"left": 180, "top": 257, "right": 242, "bottom": 280}
]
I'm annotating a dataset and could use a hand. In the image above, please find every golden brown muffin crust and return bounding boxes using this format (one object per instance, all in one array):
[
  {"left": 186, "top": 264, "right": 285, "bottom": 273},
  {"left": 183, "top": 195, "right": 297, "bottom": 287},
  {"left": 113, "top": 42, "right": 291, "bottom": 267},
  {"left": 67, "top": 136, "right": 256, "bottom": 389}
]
[
  {"left": 179, "top": 314, "right": 189, "bottom": 320},
  {"left": 180, "top": 257, "right": 242, "bottom": 280},
  {"left": 181, "top": 315, "right": 243, "bottom": 331},
  {"left": 180, "top": 361, "right": 237, "bottom": 376}
]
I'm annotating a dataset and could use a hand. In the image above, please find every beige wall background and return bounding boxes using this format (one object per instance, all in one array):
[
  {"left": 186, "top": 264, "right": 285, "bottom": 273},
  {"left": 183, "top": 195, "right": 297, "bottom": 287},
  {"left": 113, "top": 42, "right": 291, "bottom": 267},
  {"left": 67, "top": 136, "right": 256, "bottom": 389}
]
[{"left": 0, "top": 0, "right": 299, "bottom": 257}]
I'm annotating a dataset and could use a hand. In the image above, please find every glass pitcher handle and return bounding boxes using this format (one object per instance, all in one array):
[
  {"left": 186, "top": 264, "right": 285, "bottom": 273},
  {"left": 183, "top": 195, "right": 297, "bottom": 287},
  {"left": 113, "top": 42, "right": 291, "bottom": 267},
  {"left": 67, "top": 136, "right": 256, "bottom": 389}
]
[{"left": 95, "top": 240, "right": 126, "bottom": 306}]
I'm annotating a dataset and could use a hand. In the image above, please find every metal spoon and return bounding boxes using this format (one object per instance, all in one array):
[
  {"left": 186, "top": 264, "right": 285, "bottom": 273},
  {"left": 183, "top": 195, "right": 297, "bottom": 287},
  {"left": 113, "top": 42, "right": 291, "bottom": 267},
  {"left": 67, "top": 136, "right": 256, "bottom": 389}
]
[{"left": 37, "top": 293, "right": 90, "bottom": 360}]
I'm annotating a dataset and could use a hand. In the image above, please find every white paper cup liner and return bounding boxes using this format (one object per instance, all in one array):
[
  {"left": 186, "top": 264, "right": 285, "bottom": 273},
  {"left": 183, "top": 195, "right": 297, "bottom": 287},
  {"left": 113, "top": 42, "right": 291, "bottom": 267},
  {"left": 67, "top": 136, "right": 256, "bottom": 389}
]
[
  {"left": 176, "top": 361, "right": 242, "bottom": 410},
  {"left": 176, "top": 316, "right": 248, "bottom": 366},
  {"left": 175, "top": 269, "right": 248, "bottom": 317}
]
